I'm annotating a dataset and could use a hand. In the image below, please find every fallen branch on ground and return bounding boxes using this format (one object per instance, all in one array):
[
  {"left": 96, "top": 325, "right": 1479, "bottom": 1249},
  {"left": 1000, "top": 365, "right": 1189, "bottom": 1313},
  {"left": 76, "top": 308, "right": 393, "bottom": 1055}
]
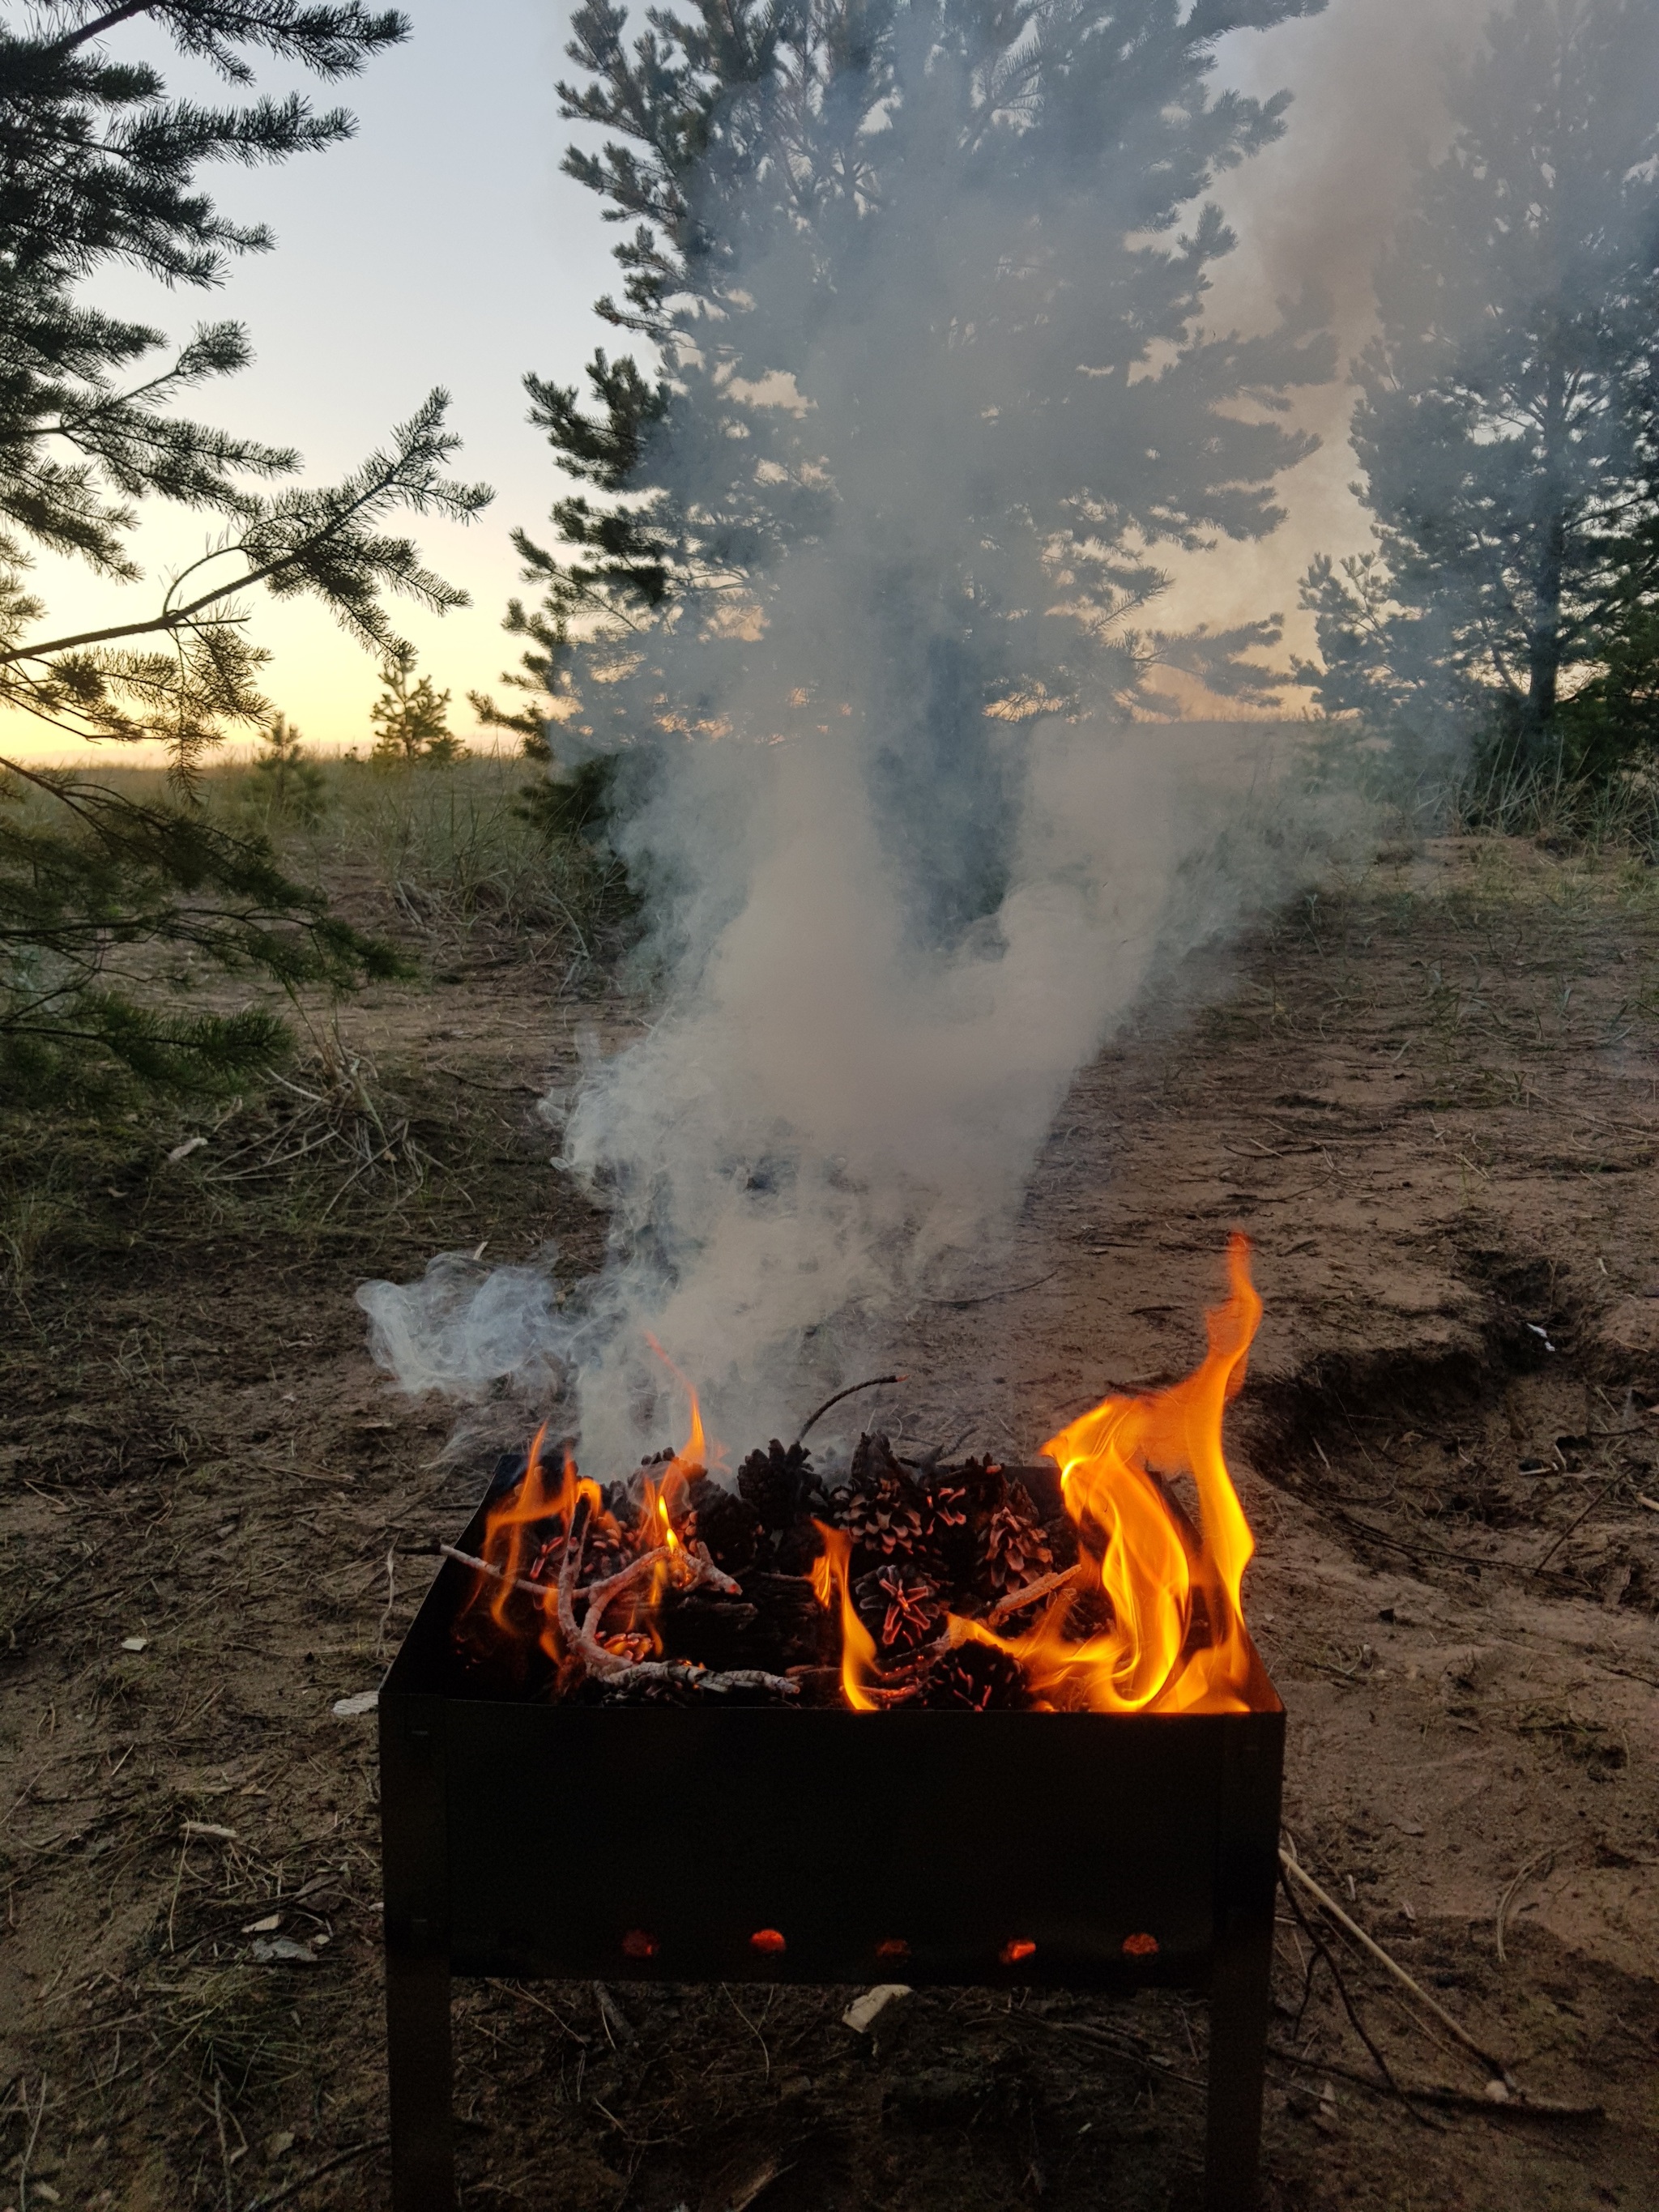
[
  {"left": 1532, "top": 1481, "right": 1619, "bottom": 1575},
  {"left": 1278, "top": 1859, "right": 1433, "bottom": 2126},
  {"left": 997, "top": 2010, "right": 1207, "bottom": 2092},
  {"left": 924, "top": 1269, "right": 1058, "bottom": 1310},
  {"left": 1280, "top": 1848, "right": 1513, "bottom": 2086},
  {"left": 1265, "top": 2045, "right": 1601, "bottom": 2121},
  {"left": 243, "top": 2136, "right": 390, "bottom": 2212}
]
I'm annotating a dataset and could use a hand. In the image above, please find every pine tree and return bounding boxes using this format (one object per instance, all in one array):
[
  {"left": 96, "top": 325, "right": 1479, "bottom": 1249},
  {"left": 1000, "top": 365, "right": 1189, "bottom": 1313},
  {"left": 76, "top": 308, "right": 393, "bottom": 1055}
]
[
  {"left": 369, "top": 642, "right": 461, "bottom": 765},
  {"left": 479, "top": 0, "right": 1335, "bottom": 929},
  {"left": 250, "top": 713, "right": 327, "bottom": 823},
  {"left": 0, "top": 2, "right": 490, "bottom": 1102},
  {"left": 1296, "top": 0, "right": 1659, "bottom": 764}
]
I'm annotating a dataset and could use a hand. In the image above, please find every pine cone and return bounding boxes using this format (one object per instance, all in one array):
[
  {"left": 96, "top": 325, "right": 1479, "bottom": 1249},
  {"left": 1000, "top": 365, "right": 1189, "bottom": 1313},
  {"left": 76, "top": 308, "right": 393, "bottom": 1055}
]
[
  {"left": 976, "top": 1480, "right": 1053, "bottom": 1596},
  {"left": 771, "top": 1518, "right": 829, "bottom": 1575},
  {"left": 850, "top": 1431, "right": 908, "bottom": 1486},
  {"left": 916, "top": 1477, "right": 973, "bottom": 1569},
  {"left": 855, "top": 1566, "right": 945, "bottom": 1654},
  {"left": 689, "top": 1485, "right": 763, "bottom": 1577},
  {"left": 738, "top": 1438, "right": 814, "bottom": 1530},
  {"left": 845, "top": 1475, "right": 926, "bottom": 1566},
  {"left": 923, "top": 1642, "right": 1031, "bottom": 1710},
  {"left": 527, "top": 1509, "right": 632, "bottom": 1588},
  {"left": 956, "top": 1456, "right": 1009, "bottom": 1514},
  {"left": 917, "top": 1480, "right": 969, "bottom": 1538}
]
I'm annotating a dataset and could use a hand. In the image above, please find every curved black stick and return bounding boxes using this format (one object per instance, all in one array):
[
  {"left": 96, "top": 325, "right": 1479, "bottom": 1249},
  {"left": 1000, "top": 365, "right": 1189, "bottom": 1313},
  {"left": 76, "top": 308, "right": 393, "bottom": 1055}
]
[{"left": 795, "top": 1373, "right": 907, "bottom": 1447}]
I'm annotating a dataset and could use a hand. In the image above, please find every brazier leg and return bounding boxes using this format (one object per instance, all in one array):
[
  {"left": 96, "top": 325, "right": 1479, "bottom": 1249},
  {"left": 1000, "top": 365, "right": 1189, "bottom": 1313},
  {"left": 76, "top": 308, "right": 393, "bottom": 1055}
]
[
  {"left": 386, "top": 1938, "right": 454, "bottom": 2212},
  {"left": 1204, "top": 1916, "right": 1273, "bottom": 2212},
  {"left": 382, "top": 1690, "right": 452, "bottom": 2210}
]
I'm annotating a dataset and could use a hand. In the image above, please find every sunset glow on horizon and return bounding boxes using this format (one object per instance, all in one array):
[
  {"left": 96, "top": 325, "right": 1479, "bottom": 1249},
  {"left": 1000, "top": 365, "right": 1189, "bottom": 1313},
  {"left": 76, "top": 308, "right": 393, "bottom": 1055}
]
[{"left": 3, "top": 0, "right": 1479, "bottom": 768}]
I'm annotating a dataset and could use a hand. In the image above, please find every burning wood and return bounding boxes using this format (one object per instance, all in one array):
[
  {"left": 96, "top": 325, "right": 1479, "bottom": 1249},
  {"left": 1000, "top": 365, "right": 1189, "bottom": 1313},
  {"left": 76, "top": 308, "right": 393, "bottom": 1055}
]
[{"left": 451, "top": 1235, "right": 1269, "bottom": 1715}]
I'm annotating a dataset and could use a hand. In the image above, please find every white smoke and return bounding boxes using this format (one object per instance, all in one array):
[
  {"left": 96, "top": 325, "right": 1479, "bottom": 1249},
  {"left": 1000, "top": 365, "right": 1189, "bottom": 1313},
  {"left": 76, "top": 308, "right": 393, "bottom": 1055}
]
[
  {"left": 359, "top": 706, "right": 1332, "bottom": 1469},
  {"left": 357, "top": 2, "right": 1356, "bottom": 1471}
]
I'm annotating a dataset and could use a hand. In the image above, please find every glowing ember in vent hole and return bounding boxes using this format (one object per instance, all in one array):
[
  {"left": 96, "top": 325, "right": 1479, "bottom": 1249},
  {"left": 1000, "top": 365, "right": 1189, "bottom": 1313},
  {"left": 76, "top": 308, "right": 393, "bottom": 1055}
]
[
  {"left": 749, "top": 1928, "right": 787, "bottom": 1955},
  {"left": 1000, "top": 1938, "right": 1037, "bottom": 1965},
  {"left": 621, "top": 1929, "right": 658, "bottom": 1959},
  {"left": 876, "top": 1937, "right": 910, "bottom": 1960},
  {"left": 1122, "top": 1932, "right": 1159, "bottom": 1958}
]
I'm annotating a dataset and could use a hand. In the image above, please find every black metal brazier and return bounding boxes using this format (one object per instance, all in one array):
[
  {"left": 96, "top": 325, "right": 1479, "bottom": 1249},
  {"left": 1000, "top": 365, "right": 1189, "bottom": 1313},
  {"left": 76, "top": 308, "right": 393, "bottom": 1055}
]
[{"left": 379, "top": 1493, "right": 1285, "bottom": 2211}]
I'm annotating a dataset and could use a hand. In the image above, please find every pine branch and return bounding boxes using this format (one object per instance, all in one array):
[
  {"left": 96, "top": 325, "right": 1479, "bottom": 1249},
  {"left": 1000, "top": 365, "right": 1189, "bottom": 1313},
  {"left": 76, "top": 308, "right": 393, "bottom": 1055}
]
[
  {"left": 39, "top": 2, "right": 410, "bottom": 79},
  {"left": 2, "top": 390, "right": 491, "bottom": 680}
]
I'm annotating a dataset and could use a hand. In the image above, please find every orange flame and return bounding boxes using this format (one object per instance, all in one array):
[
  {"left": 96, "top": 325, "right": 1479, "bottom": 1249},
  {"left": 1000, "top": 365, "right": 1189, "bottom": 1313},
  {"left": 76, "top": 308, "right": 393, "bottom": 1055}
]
[
  {"left": 463, "top": 1425, "right": 610, "bottom": 1664},
  {"left": 810, "top": 1235, "right": 1266, "bottom": 1715},
  {"left": 647, "top": 1477, "right": 682, "bottom": 1554},
  {"left": 646, "top": 1332, "right": 714, "bottom": 1481},
  {"left": 970, "top": 1234, "right": 1263, "bottom": 1713},
  {"left": 462, "top": 1337, "right": 723, "bottom": 1673},
  {"left": 811, "top": 1524, "right": 880, "bottom": 1711}
]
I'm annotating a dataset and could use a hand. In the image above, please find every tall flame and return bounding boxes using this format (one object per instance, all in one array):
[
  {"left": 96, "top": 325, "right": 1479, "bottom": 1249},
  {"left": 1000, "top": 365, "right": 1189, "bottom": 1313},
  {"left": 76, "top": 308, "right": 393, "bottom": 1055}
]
[
  {"left": 812, "top": 1526, "right": 880, "bottom": 1711},
  {"left": 960, "top": 1234, "right": 1264, "bottom": 1713},
  {"left": 461, "top": 1425, "right": 604, "bottom": 1663},
  {"left": 646, "top": 1332, "right": 713, "bottom": 1481}
]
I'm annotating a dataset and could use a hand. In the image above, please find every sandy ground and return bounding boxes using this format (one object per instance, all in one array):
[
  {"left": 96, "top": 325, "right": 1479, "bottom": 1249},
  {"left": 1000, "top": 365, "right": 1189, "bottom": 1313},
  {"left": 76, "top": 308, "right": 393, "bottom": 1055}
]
[{"left": 2, "top": 836, "right": 1656, "bottom": 2211}]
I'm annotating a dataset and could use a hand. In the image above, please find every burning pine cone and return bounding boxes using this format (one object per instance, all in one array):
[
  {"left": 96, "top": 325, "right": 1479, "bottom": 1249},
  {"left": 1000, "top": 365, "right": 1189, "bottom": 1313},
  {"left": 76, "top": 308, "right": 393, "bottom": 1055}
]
[
  {"left": 527, "top": 1509, "right": 633, "bottom": 1588},
  {"left": 737, "top": 1438, "right": 815, "bottom": 1532},
  {"left": 843, "top": 1475, "right": 926, "bottom": 1566},
  {"left": 923, "top": 1642, "right": 1030, "bottom": 1711},
  {"left": 976, "top": 1481, "right": 1053, "bottom": 1598},
  {"left": 855, "top": 1566, "right": 945, "bottom": 1654},
  {"left": 689, "top": 1484, "right": 764, "bottom": 1577},
  {"left": 915, "top": 1478, "right": 974, "bottom": 1579}
]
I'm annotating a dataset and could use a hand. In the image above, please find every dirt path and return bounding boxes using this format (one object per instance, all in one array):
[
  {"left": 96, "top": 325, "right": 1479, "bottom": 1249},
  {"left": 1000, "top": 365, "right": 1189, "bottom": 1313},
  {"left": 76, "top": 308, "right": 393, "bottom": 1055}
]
[{"left": 2, "top": 838, "right": 1655, "bottom": 2211}]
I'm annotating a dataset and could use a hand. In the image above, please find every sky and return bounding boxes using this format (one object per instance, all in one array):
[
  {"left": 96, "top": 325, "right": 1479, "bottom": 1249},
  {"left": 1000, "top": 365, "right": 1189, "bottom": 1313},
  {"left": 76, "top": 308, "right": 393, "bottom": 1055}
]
[{"left": 4, "top": 0, "right": 1488, "bottom": 763}]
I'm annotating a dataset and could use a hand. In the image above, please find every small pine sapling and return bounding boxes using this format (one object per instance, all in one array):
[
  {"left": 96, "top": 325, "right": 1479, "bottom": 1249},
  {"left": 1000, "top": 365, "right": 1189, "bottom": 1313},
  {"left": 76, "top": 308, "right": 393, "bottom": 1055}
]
[
  {"left": 251, "top": 715, "right": 329, "bottom": 825},
  {"left": 370, "top": 644, "right": 463, "bottom": 765}
]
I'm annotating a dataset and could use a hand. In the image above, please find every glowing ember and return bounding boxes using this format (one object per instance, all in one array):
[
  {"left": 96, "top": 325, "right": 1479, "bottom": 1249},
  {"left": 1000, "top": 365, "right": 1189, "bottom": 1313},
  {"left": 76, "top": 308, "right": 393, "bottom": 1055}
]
[{"left": 449, "top": 1237, "right": 1268, "bottom": 1714}]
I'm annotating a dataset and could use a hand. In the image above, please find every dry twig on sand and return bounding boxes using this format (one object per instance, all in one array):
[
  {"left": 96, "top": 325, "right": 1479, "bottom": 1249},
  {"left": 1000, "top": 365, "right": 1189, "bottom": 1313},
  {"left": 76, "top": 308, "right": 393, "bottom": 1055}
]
[
  {"left": 1265, "top": 2047, "right": 1601, "bottom": 2121},
  {"left": 924, "top": 1269, "right": 1059, "bottom": 1311},
  {"left": 1280, "top": 1848, "right": 1514, "bottom": 2087},
  {"left": 1277, "top": 1860, "right": 1433, "bottom": 2125},
  {"left": 16, "top": 2073, "right": 47, "bottom": 2212},
  {"left": 1495, "top": 1847, "right": 1556, "bottom": 1964},
  {"left": 242, "top": 2136, "right": 390, "bottom": 2212},
  {"left": 1532, "top": 1481, "right": 1619, "bottom": 1575}
]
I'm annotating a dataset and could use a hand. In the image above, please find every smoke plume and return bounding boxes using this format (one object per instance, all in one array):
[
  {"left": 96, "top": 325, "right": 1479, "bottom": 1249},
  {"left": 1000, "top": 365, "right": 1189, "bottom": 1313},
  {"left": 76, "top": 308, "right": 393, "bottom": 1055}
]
[{"left": 358, "top": 0, "right": 1354, "bottom": 1471}]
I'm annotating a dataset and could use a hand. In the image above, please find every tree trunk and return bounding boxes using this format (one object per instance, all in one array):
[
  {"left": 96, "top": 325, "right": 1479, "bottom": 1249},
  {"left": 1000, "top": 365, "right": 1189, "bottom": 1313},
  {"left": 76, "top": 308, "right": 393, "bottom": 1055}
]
[
  {"left": 1522, "top": 369, "right": 1570, "bottom": 761},
  {"left": 1523, "top": 513, "right": 1566, "bottom": 753}
]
